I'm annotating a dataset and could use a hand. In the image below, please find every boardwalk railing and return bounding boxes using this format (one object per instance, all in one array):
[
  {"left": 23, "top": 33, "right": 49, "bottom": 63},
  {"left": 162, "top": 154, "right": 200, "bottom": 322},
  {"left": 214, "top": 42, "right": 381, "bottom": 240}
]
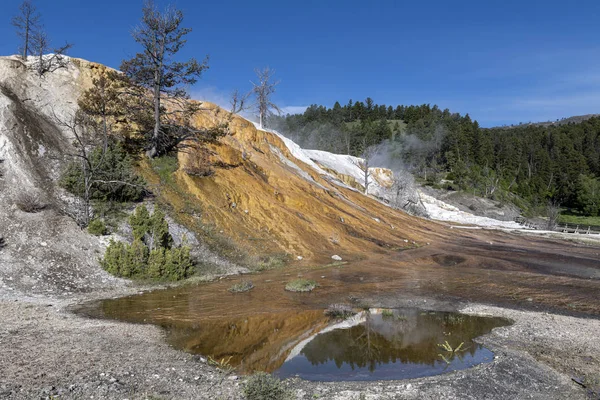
[{"left": 514, "top": 216, "right": 600, "bottom": 235}]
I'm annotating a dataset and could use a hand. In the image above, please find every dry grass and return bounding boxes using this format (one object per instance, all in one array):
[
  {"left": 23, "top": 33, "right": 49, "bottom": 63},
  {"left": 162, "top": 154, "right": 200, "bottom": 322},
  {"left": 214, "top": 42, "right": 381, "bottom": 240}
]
[
  {"left": 324, "top": 303, "right": 355, "bottom": 319},
  {"left": 15, "top": 192, "right": 46, "bottom": 213}
]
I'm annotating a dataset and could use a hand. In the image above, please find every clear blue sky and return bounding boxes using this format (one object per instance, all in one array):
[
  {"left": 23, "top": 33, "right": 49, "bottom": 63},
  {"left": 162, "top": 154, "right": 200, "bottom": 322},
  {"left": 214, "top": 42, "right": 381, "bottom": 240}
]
[{"left": 2, "top": 0, "right": 600, "bottom": 127}]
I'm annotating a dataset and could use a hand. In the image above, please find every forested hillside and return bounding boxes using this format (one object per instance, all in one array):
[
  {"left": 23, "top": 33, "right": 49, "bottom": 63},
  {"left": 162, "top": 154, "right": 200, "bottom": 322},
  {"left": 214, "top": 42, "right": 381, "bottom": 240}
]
[{"left": 273, "top": 99, "right": 600, "bottom": 216}]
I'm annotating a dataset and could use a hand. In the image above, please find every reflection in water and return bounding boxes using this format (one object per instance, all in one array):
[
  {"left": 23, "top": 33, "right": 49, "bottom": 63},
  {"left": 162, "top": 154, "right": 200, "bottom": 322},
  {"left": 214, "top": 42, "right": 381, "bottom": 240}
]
[
  {"left": 75, "top": 275, "right": 509, "bottom": 378},
  {"left": 275, "top": 309, "right": 509, "bottom": 381},
  {"left": 164, "top": 310, "right": 330, "bottom": 373}
]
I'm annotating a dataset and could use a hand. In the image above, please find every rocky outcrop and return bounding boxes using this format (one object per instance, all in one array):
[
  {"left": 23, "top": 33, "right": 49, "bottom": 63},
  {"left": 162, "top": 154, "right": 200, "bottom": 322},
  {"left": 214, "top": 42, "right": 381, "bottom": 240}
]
[{"left": 0, "top": 56, "right": 124, "bottom": 299}]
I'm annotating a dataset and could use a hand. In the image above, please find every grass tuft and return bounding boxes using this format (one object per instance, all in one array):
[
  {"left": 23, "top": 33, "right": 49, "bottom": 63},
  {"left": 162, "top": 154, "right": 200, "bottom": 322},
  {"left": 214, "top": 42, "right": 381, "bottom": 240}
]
[
  {"left": 15, "top": 192, "right": 46, "bottom": 213},
  {"left": 244, "top": 372, "right": 292, "bottom": 400},
  {"left": 324, "top": 304, "right": 355, "bottom": 319},
  {"left": 252, "top": 254, "right": 288, "bottom": 272},
  {"left": 229, "top": 280, "right": 254, "bottom": 293},
  {"left": 285, "top": 278, "right": 317, "bottom": 292}
]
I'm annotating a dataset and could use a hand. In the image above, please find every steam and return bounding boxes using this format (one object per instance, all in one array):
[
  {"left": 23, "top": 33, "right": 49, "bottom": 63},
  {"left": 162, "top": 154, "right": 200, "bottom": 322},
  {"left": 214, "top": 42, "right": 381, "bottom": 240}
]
[
  {"left": 274, "top": 118, "right": 451, "bottom": 217},
  {"left": 365, "top": 140, "right": 428, "bottom": 216},
  {"left": 270, "top": 119, "right": 351, "bottom": 155}
]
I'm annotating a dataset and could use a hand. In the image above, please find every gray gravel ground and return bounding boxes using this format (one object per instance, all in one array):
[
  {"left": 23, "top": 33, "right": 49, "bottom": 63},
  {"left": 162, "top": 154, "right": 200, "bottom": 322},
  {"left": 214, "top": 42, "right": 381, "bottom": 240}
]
[{"left": 1, "top": 295, "right": 598, "bottom": 400}]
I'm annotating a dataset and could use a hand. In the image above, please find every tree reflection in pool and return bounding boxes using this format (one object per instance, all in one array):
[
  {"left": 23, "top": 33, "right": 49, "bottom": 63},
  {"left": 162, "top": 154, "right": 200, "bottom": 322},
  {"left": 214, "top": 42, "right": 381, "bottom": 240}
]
[
  {"left": 275, "top": 309, "right": 510, "bottom": 381},
  {"left": 77, "top": 291, "right": 510, "bottom": 381}
]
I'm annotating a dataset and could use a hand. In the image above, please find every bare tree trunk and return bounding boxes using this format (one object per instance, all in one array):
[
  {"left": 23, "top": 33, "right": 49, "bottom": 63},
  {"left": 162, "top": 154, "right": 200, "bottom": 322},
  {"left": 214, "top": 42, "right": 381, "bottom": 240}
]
[
  {"left": 546, "top": 201, "right": 560, "bottom": 231},
  {"left": 84, "top": 174, "right": 91, "bottom": 225},
  {"left": 251, "top": 67, "right": 280, "bottom": 130},
  {"left": 546, "top": 172, "right": 554, "bottom": 192},
  {"left": 149, "top": 68, "right": 161, "bottom": 158},
  {"left": 102, "top": 114, "right": 108, "bottom": 152},
  {"left": 81, "top": 158, "right": 89, "bottom": 225},
  {"left": 23, "top": 17, "right": 29, "bottom": 59}
]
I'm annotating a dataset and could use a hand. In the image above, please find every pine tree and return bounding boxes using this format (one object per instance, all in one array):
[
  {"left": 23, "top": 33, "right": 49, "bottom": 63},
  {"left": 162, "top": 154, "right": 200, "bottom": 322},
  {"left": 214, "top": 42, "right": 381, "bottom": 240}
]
[
  {"left": 121, "top": 0, "right": 208, "bottom": 157},
  {"left": 11, "top": 0, "right": 40, "bottom": 59}
]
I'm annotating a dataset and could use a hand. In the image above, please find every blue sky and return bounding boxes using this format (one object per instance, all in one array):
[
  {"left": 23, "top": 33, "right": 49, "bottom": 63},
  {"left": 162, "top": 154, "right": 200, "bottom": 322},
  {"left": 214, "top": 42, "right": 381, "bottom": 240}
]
[{"left": 2, "top": 0, "right": 600, "bottom": 127}]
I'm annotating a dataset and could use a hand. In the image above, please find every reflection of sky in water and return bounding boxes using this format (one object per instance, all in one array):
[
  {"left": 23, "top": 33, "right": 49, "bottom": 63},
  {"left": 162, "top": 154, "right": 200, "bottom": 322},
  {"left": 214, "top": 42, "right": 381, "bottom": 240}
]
[
  {"left": 275, "top": 310, "right": 502, "bottom": 381},
  {"left": 276, "top": 350, "right": 494, "bottom": 381}
]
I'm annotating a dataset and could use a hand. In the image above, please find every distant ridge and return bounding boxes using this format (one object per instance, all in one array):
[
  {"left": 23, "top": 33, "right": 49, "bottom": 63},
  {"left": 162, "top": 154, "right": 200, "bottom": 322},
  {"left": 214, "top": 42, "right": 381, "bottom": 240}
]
[{"left": 493, "top": 114, "right": 600, "bottom": 129}]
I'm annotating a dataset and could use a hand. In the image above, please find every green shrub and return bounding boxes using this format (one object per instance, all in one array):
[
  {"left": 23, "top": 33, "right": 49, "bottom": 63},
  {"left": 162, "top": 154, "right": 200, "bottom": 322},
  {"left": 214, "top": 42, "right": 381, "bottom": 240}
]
[
  {"left": 60, "top": 142, "right": 145, "bottom": 203},
  {"left": 243, "top": 372, "right": 292, "bottom": 400},
  {"left": 127, "top": 239, "right": 149, "bottom": 277},
  {"left": 100, "top": 239, "right": 149, "bottom": 278},
  {"left": 100, "top": 239, "right": 129, "bottom": 276},
  {"left": 129, "top": 204, "right": 152, "bottom": 240},
  {"left": 87, "top": 219, "right": 107, "bottom": 236},
  {"left": 129, "top": 205, "right": 173, "bottom": 250},
  {"left": 147, "top": 247, "right": 166, "bottom": 279},
  {"left": 100, "top": 206, "right": 193, "bottom": 281},
  {"left": 285, "top": 278, "right": 317, "bottom": 292},
  {"left": 162, "top": 245, "right": 194, "bottom": 281},
  {"left": 229, "top": 280, "right": 254, "bottom": 293}
]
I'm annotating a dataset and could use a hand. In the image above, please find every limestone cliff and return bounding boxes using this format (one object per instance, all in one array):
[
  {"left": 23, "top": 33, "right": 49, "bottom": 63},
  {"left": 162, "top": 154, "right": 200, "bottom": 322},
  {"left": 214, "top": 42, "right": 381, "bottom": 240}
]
[{"left": 0, "top": 56, "right": 122, "bottom": 298}]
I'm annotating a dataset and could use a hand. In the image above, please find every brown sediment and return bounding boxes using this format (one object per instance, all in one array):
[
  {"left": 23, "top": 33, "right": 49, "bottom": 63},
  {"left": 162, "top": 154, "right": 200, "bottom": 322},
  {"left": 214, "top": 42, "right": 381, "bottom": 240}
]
[
  {"left": 79, "top": 225, "right": 600, "bottom": 379},
  {"left": 132, "top": 101, "right": 600, "bottom": 319}
]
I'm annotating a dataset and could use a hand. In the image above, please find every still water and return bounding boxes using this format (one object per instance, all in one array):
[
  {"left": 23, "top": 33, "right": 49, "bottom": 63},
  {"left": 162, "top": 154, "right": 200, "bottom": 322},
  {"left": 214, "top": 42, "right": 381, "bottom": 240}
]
[
  {"left": 275, "top": 308, "right": 508, "bottom": 381},
  {"left": 76, "top": 279, "right": 509, "bottom": 381}
]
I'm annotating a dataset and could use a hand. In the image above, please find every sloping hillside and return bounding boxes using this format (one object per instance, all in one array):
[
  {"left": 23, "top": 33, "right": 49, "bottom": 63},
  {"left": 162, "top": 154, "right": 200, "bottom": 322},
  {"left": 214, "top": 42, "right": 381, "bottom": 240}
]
[
  {"left": 0, "top": 55, "right": 440, "bottom": 300},
  {"left": 161, "top": 103, "right": 438, "bottom": 262}
]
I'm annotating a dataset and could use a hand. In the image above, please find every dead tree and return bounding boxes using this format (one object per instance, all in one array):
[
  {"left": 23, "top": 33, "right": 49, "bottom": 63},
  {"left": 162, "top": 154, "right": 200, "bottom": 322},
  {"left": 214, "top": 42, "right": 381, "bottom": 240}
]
[
  {"left": 361, "top": 141, "right": 379, "bottom": 195},
  {"left": 342, "top": 129, "right": 352, "bottom": 155},
  {"left": 120, "top": 0, "right": 208, "bottom": 158},
  {"left": 30, "top": 27, "right": 73, "bottom": 76},
  {"left": 363, "top": 158, "right": 371, "bottom": 195},
  {"left": 230, "top": 89, "right": 250, "bottom": 115},
  {"left": 56, "top": 111, "right": 104, "bottom": 225},
  {"left": 546, "top": 200, "right": 561, "bottom": 231},
  {"left": 11, "top": 0, "right": 40, "bottom": 60},
  {"left": 389, "top": 169, "right": 426, "bottom": 215},
  {"left": 251, "top": 67, "right": 281, "bottom": 129}
]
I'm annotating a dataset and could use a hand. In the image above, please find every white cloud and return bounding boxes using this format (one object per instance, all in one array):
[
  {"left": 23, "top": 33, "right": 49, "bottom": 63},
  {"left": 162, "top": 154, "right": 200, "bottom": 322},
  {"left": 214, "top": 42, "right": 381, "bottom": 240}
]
[{"left": 189, "top": 86, "right": 232, "bottom": 111}]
